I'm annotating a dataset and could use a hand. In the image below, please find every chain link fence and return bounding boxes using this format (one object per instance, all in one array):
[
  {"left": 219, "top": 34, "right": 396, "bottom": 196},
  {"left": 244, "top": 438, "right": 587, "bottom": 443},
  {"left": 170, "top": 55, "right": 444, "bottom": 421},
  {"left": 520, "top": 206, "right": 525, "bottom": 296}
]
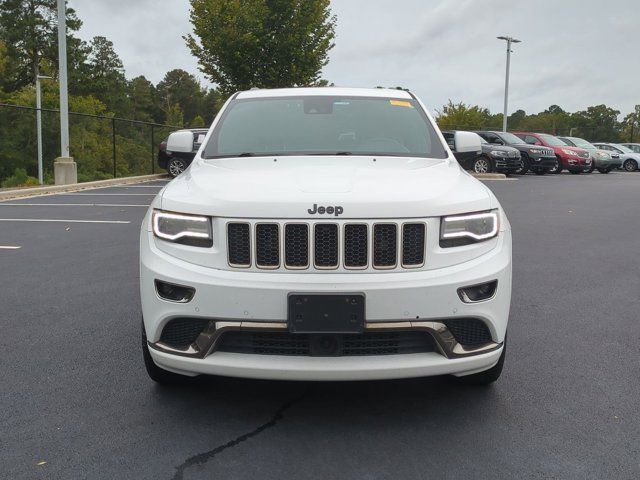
[{"left": 0, "top": 103, "right": 182, "bottom": 187}]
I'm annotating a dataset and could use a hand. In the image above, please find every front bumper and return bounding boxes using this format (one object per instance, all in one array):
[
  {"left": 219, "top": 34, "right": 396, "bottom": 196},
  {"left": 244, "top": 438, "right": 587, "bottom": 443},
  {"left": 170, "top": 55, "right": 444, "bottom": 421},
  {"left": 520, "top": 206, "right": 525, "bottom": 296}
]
[
  {"left": 493, "top": 157, "right": 521, "bottom": 171},
  {"left": 140, "top": 229, "right": 512, "bottom": 381},
  {"left": 529, "top": 155, "right": 557, "bottom": 168},
  {"left": 593, "top": 157, "right": 622, "bottom": 169}
]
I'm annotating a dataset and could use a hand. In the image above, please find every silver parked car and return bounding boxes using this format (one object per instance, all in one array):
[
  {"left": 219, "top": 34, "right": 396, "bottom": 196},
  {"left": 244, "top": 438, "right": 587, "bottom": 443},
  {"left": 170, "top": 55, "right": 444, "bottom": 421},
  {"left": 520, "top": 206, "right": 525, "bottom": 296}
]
[
  {"left": 620, "top": 143, "right": 640, "bottom": 154},
  {"left": 593, "top": 143, "right": 640, "bottom": 172},
  {"left": 558, "top": 136, "right": 622, "bottom": 174}
]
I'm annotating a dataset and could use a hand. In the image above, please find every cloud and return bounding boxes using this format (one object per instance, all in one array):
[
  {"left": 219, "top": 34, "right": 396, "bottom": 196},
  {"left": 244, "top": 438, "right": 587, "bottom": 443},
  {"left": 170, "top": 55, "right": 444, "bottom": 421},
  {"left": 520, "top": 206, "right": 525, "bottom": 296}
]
[{"left": 69, "top": 0, "right": 640, "bottom": 116}]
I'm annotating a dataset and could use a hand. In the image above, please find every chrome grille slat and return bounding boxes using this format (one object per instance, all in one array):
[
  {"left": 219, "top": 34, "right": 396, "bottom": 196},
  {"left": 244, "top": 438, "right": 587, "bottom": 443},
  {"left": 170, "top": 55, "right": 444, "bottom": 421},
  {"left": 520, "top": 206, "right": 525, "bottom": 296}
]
[{"left": 226, "top": 220, "right": 425, "bottom": 271}]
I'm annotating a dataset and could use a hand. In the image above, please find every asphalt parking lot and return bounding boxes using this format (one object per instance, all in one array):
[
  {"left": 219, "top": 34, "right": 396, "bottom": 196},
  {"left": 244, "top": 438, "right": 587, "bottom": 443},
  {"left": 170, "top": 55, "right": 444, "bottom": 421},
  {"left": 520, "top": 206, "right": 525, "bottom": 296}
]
[{"left": 1, "top": 172, "right": 639, "bottom": 480}]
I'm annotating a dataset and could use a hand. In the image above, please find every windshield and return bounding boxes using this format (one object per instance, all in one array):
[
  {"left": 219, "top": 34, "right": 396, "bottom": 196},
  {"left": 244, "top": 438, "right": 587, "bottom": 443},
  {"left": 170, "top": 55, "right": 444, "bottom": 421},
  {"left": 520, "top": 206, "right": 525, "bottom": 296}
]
[
  {"left": 203, "top": 96, "right": 447, "bottom": 159},
  {"left": 565, "top": 137, "right": 595, "bottom": 149},
  {"left": 539, "top": 134, "right": 567, "bottom": 146},
  {"left": 497, "top": 132, "right": 525, "bottom": 144},
  {"left": 615, "top": 144, "right": 633, "bottom": 153}
]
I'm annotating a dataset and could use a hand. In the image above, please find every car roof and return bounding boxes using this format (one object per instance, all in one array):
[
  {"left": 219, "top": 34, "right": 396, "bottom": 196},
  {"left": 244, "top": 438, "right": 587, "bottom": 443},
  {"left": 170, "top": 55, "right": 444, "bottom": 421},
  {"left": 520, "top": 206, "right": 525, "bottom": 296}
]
[{"left": 235, "top": 87, "right": 413, "bottom": 100}]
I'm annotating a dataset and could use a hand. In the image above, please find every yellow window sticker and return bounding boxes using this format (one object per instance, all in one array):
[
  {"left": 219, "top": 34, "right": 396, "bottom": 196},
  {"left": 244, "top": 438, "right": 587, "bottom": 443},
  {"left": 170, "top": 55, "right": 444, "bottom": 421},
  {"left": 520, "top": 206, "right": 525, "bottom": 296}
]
[{"left": 389, "top": 100, "right": 413, "bottom": 108}]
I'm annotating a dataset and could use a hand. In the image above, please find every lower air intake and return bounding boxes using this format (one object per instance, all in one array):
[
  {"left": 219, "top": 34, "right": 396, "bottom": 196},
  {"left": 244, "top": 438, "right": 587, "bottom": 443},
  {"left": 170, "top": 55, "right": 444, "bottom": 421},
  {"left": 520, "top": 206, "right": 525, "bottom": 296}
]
[
  {"left": 160, "top": 318, "right": 209, "bottom": 349},
  {"left": 442, "top": 318, "right": 492, "bottom": 346},
  {"left": 216, "top": 331, "right": 436, "bottom": 356}
]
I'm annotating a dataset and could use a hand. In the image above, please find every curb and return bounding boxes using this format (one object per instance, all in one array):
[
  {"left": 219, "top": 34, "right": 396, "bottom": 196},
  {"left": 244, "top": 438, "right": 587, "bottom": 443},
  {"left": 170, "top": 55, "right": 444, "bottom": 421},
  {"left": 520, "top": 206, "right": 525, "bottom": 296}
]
[
  {"left": 0, "top": 173, "right": 170, "bottom": 201},
  {"left": 471, "top": 173, "right": 507, "bottom": 180}
]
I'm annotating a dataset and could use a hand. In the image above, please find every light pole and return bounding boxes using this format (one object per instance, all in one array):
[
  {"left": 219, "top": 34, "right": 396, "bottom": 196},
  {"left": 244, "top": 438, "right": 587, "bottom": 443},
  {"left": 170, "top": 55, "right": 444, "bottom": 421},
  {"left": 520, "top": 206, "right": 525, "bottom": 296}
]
[
  {"left": 497, "top": 36, "right": 521, "bottom": 132},
  {"left": 54, "top": 0, "right": 77, "bottom": 184},
  {"left": 36, "top": 74, "right": 52, "bottom": 185}
]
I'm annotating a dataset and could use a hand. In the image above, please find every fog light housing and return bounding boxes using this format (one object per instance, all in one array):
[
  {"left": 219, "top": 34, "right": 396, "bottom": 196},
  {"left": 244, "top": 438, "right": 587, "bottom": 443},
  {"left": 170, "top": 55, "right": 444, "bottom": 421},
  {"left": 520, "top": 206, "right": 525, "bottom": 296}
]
[
  {"left": 458, "top": 280, "right": 498, "bottom": 303},
  {"left": 155, "top": 280, "right": 195, "bottom": 303}
]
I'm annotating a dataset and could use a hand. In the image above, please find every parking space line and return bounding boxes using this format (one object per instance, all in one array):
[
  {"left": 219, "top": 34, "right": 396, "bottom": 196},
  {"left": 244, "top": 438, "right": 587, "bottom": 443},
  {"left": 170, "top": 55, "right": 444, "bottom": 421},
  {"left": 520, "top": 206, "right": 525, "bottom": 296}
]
[
  {"left": 0, "top": 203, "right": 149, "bottom": 207},
  {"left": 0, "top": 219, "right": 130, "bottom": 224},
  {"left": 56, "top": 193, "right": 156, "bottom": 196},
  {"left": 0, "top": 245, "right": 21, "bottom": 249}
]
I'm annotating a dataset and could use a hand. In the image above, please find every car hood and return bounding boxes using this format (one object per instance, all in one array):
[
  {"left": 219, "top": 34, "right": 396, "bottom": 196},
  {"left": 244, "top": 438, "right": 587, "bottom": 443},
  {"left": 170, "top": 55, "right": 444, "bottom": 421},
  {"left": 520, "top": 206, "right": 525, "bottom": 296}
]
[
  {"left": 481, "top": 144, "right": 519, "bottom": 154},
  {"left": 159, "top": 156, "right": 493, "bottom": 219},
  {"left": 506, "top": 143, "right": 555, "bottom": 155}
]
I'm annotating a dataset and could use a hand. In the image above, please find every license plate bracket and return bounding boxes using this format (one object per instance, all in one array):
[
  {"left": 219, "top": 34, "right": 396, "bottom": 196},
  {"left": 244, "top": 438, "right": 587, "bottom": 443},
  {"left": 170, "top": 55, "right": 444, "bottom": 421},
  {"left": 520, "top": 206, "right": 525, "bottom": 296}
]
[{"left": 287, "top": 293, "right": 365, "bottom": 334}]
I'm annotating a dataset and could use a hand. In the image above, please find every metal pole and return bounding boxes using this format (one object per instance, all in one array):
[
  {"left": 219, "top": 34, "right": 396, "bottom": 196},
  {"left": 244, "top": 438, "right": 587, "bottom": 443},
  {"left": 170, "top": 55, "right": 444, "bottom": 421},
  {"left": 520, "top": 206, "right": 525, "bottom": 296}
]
[
  {"left": 502, "top": 39, "right": 511, "bottom": 133},
  {"left": 57, "top": 0, "right": 70, "bottom": 158},
  {"left": 112, "top": 117, "right": 116, "bottom": 178},
  {"left": 151, "top": 125, "right": 155, "bottom": 174},
  {"left": 497, "top": 36, "right": 521, "bottom": 132},
  {"left": 36, "top": 76, "right": 43, "bottom": 184},
  {"left": 35, "top": 75, "right": 52, "bottom": 185}
]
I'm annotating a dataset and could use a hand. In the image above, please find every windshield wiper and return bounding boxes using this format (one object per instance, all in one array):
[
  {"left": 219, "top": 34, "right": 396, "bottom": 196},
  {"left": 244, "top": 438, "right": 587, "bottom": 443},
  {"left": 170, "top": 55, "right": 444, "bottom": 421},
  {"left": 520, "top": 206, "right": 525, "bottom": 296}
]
[
  {"left": 335, "top": 151, "right": 352, "bottom": 155},
  {"left": 236, "top": 152, "right": 255, "bottom": 157}
]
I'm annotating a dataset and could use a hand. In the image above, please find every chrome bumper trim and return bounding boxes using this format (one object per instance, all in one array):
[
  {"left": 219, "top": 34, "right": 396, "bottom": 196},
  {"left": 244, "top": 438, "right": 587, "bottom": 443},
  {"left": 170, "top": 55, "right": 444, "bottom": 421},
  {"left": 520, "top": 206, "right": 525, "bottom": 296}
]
[{"left": 149, "top": 319, "right": 502, "bottom": 360}]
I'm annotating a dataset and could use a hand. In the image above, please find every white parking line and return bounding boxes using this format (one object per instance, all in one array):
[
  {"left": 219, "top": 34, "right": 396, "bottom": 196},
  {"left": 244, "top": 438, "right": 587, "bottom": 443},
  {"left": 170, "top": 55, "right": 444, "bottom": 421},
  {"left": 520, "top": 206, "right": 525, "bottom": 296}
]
[
  {"left": 0, "top": 245, "right": 21, "bottom": 249},
  {"left": 0, "top": 219, "right": 130, "bottom": 224},
  {"left": 94, "top": 185, "right": 164, "bottom": 188},
  {"left": 57, "top": 193, "right": 156, "bottom": 196},
  {"left": 0, "top": 203, "right": 149, "bottom": 207}
]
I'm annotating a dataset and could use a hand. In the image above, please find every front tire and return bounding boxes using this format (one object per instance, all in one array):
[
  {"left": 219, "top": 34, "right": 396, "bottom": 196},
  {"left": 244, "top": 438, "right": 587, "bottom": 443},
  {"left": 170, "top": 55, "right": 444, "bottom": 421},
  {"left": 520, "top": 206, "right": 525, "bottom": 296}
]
[
  {"left": 549, "top": 157, "right": 563, "bottom": 174},
  {"left": 623, "top": 159, "right": 638, "bottom": 172},
  {"left": 514, "top": 155, "right": 530, "bottom": 175},
  {"left": 457, "top": 340, "right": 506, "bottom": 385},
  {"left": 472, "top": 156, "right": 492, "bottom": 174},
  {"left": 142, "top": 321, "right": 187, "bottom": 384},
  {"left": 167, "top": 158, "right": 188, "bottom": 177}
]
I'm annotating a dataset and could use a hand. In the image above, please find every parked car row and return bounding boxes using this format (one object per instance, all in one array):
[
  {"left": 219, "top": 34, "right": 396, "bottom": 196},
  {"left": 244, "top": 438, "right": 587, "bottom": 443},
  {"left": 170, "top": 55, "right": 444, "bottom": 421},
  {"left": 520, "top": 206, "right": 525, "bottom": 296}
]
[{"left": 444, "top": 129, "right": 638, "bottom": 176}]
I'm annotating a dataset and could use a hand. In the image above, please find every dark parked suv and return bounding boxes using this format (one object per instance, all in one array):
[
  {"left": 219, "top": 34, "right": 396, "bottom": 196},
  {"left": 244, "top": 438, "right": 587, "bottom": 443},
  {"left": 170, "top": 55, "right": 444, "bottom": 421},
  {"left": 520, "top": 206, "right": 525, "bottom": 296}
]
[
  {"left": 443, "top": 131, "right": 520, "bottom": 174},
  {"left": 476, "top": 130, "right": 557, "bottom": 175}
]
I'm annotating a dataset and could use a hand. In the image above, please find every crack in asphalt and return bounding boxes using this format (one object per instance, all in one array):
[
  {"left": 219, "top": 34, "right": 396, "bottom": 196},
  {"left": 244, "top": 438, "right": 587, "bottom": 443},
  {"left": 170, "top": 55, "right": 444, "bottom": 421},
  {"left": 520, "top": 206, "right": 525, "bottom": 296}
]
[{"left": 171, "top": 392, "right": 307, "bottom": 480}]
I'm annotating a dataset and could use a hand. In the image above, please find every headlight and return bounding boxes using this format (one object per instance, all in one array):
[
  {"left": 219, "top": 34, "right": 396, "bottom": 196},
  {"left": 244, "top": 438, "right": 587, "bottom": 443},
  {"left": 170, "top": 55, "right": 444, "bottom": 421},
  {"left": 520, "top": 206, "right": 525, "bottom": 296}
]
[
  {"left": 440, "top": 209, "right": 500, "bottom": 248},
  {"left": 561, "top": 148, "right": 578, "bottom": 156},
  {"left": 490, "top": 150, "right": 509, "bottom": 157},
  {"left": 529, "top": 148, "right": 542, "bottom": 154},
  {"left": 152, "top": 210, "right": 213, "bottom": 247},
  {"left": 596, "top": 151, "right": 611, "bottom": 159}
]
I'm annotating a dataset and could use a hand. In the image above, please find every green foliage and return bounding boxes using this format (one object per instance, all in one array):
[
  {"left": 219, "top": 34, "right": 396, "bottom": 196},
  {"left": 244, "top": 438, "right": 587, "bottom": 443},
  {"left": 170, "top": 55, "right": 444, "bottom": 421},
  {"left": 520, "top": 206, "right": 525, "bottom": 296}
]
[
  {"left": 0, "top": 0, "right": 85, "bottom": 91},
  {"left": 186, "top": 0, "right": 336, "bottom": 94},
  {"left": 1, "top": 167, "right": 38, "bottom": 188},
  {"left": 435, "top": 100, "right": 493, "bottom": 130},
  {"left": 436, "top": 100, "right": 638, "bottom": 142},
  {"left": 156, "top": 69, "right": 208, "bottom": 124}
]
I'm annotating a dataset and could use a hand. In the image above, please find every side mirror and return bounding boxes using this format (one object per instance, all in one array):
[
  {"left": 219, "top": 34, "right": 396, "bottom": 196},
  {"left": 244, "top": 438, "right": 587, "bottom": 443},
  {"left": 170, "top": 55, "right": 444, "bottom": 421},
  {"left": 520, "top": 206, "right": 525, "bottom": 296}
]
[
  {"left": 166, "top": 131, "right": 195, "bottom": 153},
  {"left": 453, "top": 131, "right": 482, "bottom": 154}
]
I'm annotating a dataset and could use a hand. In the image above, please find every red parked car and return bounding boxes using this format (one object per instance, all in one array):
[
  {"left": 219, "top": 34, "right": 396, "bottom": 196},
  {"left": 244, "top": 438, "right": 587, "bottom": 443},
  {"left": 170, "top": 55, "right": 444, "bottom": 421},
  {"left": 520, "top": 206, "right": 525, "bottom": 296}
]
[{"left": 513, "top": 132, "right": 592, "bottom": 174}]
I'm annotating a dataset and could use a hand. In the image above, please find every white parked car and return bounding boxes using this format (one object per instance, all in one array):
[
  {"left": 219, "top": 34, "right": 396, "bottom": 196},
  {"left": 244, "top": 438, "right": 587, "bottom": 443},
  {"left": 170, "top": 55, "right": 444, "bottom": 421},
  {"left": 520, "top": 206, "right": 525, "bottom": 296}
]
[{"left": 140, "top": 87, "right": 512, "bottom": 385}]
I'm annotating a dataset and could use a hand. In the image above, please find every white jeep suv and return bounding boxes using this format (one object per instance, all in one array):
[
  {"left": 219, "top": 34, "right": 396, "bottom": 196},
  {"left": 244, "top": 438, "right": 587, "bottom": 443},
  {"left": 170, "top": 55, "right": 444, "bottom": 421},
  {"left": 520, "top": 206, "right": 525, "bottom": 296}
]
[{"left": 140, "top": 87, "right": 512, "bottom": 385}]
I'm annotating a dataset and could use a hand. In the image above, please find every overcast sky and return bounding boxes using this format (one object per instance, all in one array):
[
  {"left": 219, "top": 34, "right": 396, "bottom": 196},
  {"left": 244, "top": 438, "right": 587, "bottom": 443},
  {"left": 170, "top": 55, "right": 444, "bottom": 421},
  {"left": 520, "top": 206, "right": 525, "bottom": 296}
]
[{"left": 69, "top": 0, "right": 639, "bottom": 115}]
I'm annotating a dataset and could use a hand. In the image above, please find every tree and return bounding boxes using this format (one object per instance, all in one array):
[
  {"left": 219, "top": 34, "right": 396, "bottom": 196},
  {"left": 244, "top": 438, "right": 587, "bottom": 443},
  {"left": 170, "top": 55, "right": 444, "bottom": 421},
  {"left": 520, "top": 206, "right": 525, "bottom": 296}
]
[
  {"left": 156, "top": 69, "right": 207, "bottom": 124},
  {"left": 571, "top": 105, "right": 621, "bottom": 141},
  {"left": 185, "top": 0, "right": 336, "bottom": 95},
  {"left": 0, "top": 0, "right": 85, "bottom": 92},
  {"left": 77, "top": 36, "right": 128, "bottom": 114},
  {"left": 622, "top": 105, "right": 640, "bottom": 143},
  {"left": 435, "top": 100, "right": 492, "bottom": 129},
  {"left": 128, "top": 76, "right": 157, "bottom": 122}
]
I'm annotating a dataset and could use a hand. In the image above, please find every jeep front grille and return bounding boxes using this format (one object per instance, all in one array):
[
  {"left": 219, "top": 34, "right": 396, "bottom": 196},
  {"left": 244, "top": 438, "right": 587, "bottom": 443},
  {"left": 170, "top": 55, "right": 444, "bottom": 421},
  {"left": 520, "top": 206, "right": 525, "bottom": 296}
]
[{"left": 226, "top": 221, "right": 426, "bottom": 271}]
